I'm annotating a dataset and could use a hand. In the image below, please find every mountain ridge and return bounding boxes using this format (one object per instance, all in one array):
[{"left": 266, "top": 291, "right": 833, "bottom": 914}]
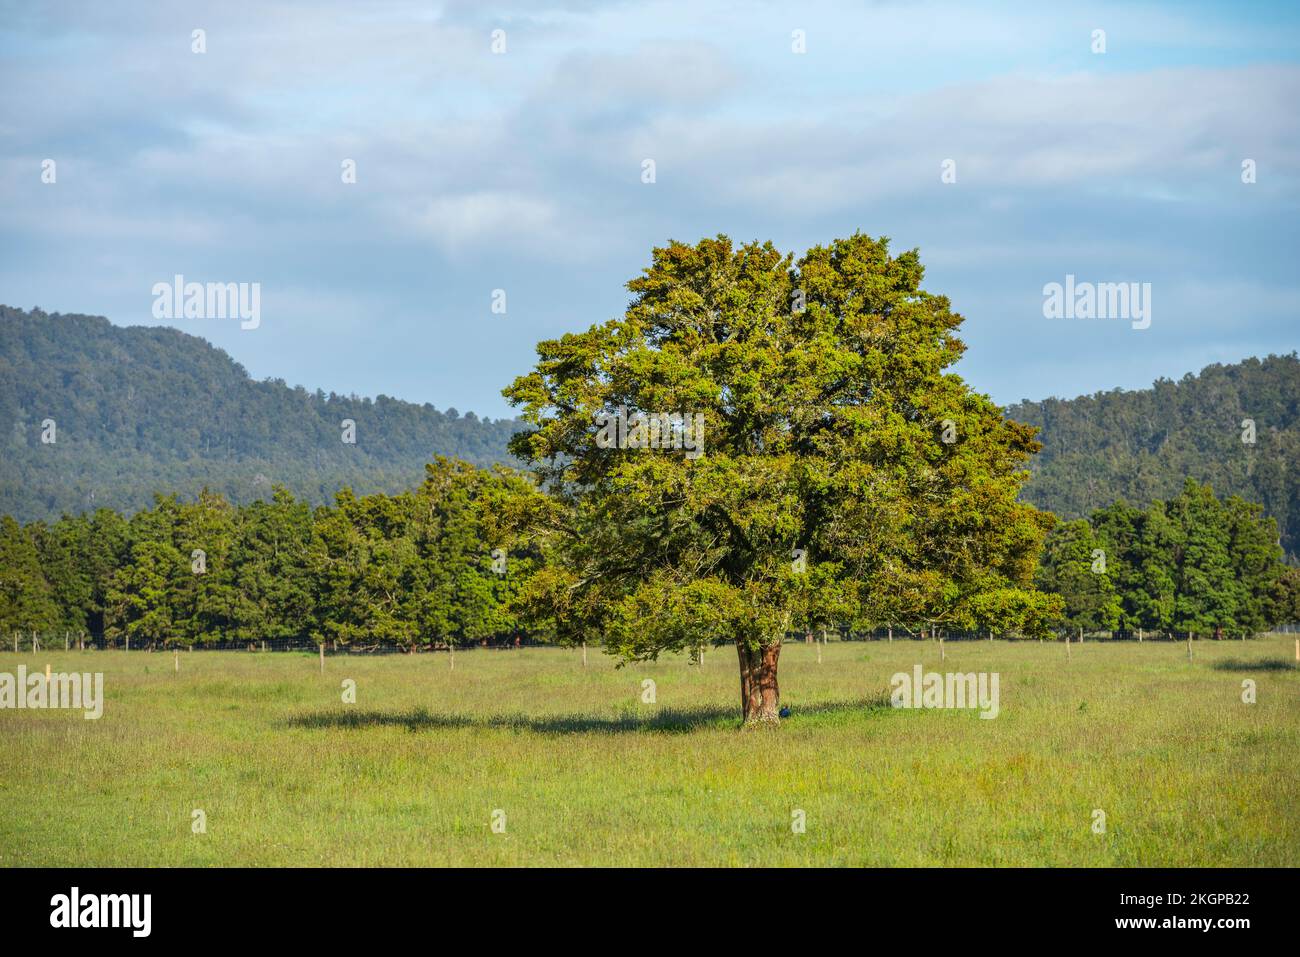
[
  {"left": 1006, "top": 352, "right": 1299, "bottom": 558},
  {"left": 0, "top": 304, "right": 522, "bottom": 521}
]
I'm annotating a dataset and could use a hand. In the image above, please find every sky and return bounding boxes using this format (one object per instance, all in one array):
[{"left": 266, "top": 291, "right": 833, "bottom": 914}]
[{"left": 1, "top": 0, "right": 1297, "bottom": 419}]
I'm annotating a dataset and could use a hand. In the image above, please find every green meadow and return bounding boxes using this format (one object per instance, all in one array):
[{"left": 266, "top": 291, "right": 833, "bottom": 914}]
[{"left": 1, "top": 635, "right": 1296, "bottom": 867}]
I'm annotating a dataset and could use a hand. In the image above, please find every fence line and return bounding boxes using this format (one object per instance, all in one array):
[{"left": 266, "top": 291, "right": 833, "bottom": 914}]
[
  {"left": 7, "top": 624, "right": 1292, "bottom": 654},
  {"left": 3, "top": 630, "right": 549, "bottom": 654}
]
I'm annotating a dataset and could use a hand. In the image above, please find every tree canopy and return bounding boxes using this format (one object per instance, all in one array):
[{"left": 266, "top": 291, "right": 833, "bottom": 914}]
[
  {"left": 1039, "top": 479, "right": 1289, "bottom": 638},
  {"left": 503, "top": 233, "right": 1061, "bottom": 722}
]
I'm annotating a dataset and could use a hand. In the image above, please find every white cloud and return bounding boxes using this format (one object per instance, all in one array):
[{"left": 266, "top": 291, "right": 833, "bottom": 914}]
[
  {"left": 2, "top": 0, "right": 1297, "bottom": 416},
  {"left": 394, "top": 191, "right": 563, "bottom": 254}
]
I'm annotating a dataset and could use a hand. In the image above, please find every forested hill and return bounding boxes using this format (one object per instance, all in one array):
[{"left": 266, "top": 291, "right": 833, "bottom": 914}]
[
  {"left": 4, "top": 305, "right": 1298, "bottom": 559},
  {"left": 1008, "top": 354, "right": 1300, "bottom": 559},
  {"left": 0, "top": 305, "right": 520, "bottom": 521}
]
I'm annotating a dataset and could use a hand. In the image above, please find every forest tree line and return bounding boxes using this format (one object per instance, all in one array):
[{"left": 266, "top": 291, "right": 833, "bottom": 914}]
[
  {"left": 1, "top": 458, "right": 1295, "bottom": 649},
  {"left": 1037, "top": 479, "right": 1299, "bottom": 638},
  {"left": 1008, "top": 353, "right": 1300, "bottom": 560},
  {"left": 4, "top": 307, "right": 1298, "bottom": 566}
]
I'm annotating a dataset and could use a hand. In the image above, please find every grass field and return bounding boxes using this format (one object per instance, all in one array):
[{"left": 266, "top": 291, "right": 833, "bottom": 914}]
[{"left": 2, "top": 635, "right": 1297, "bottom": 866}]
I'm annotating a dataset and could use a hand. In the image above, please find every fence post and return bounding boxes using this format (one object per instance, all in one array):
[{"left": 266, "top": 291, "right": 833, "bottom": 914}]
[{"left": 319, "top": 642, "right": 325, "bottom": 675}]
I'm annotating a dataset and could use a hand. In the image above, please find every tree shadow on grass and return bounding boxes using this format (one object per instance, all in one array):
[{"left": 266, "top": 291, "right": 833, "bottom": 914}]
[
  {"left": 285, "top": 696, "right": 891, "bottom": 735},
  {"left": 1211, "top": 658, "right": 1296, "bottom": 672}
]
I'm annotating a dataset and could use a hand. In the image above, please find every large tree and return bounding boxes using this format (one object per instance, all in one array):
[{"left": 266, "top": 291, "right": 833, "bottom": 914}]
[
  {"left": 1034, "top": 518, "right": 1121, "bottom": 636},
  {"left": 307, "top": 488, "right": 421, "bottom": 649},
  {"left": 0, "top": 514, "right": 61, "bottom": 638},
  {"left": 306, "top": 459, "right": 536, "bottom": 652},
  {"left": 230, "top": 486, "right": 316, "bottom": 643},
  {"left": 407, "top": 457, "right": 537, "bottom": 655},
  {"left": 503, "top": 233, "right": 1057, "bottom": 723}
]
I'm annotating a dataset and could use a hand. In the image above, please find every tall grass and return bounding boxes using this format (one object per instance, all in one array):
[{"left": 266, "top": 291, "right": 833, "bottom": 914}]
[{"left": 1, "top": 635, "right": 1296, "bottom": 866}]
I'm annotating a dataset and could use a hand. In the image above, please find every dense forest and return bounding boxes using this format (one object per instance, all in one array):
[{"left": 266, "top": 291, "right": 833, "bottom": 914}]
[
  {"left": 1037, "top": 479, "right": 1299, "bottom": 638},
  {"left": 0, "top": 458, "right": 534, "bottom": 649},
  {"left": 1, "top": 465, "right": 1293, "bottom": 649},
  {"left": 0, "top": 304, "right": 520, "bottom": 521},
  {"left": 1008, "top": 354, "right": 1300, "bottom": 559}
]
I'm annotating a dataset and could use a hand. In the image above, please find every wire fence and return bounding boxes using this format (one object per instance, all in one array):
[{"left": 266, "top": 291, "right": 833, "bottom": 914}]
[
  {"left": 2, "top": 630, "right": 548, "bottom": 654},
  {"left": 816, "top": 626, "right": 1294, "bottom": 642},
  {"left": 6, "top": 623, "right": 1295, "bottom": 654}
]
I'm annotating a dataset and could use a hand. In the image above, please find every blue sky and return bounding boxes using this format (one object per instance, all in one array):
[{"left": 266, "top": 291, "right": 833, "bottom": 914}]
[{"left": 1, "top": 0, "right": 1297, "bottom": 419}]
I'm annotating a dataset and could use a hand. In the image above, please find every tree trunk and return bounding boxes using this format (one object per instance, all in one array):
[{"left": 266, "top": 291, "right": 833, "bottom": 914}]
[{"left": 737, "top": 640, "right": 781, "bottom": 724}]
